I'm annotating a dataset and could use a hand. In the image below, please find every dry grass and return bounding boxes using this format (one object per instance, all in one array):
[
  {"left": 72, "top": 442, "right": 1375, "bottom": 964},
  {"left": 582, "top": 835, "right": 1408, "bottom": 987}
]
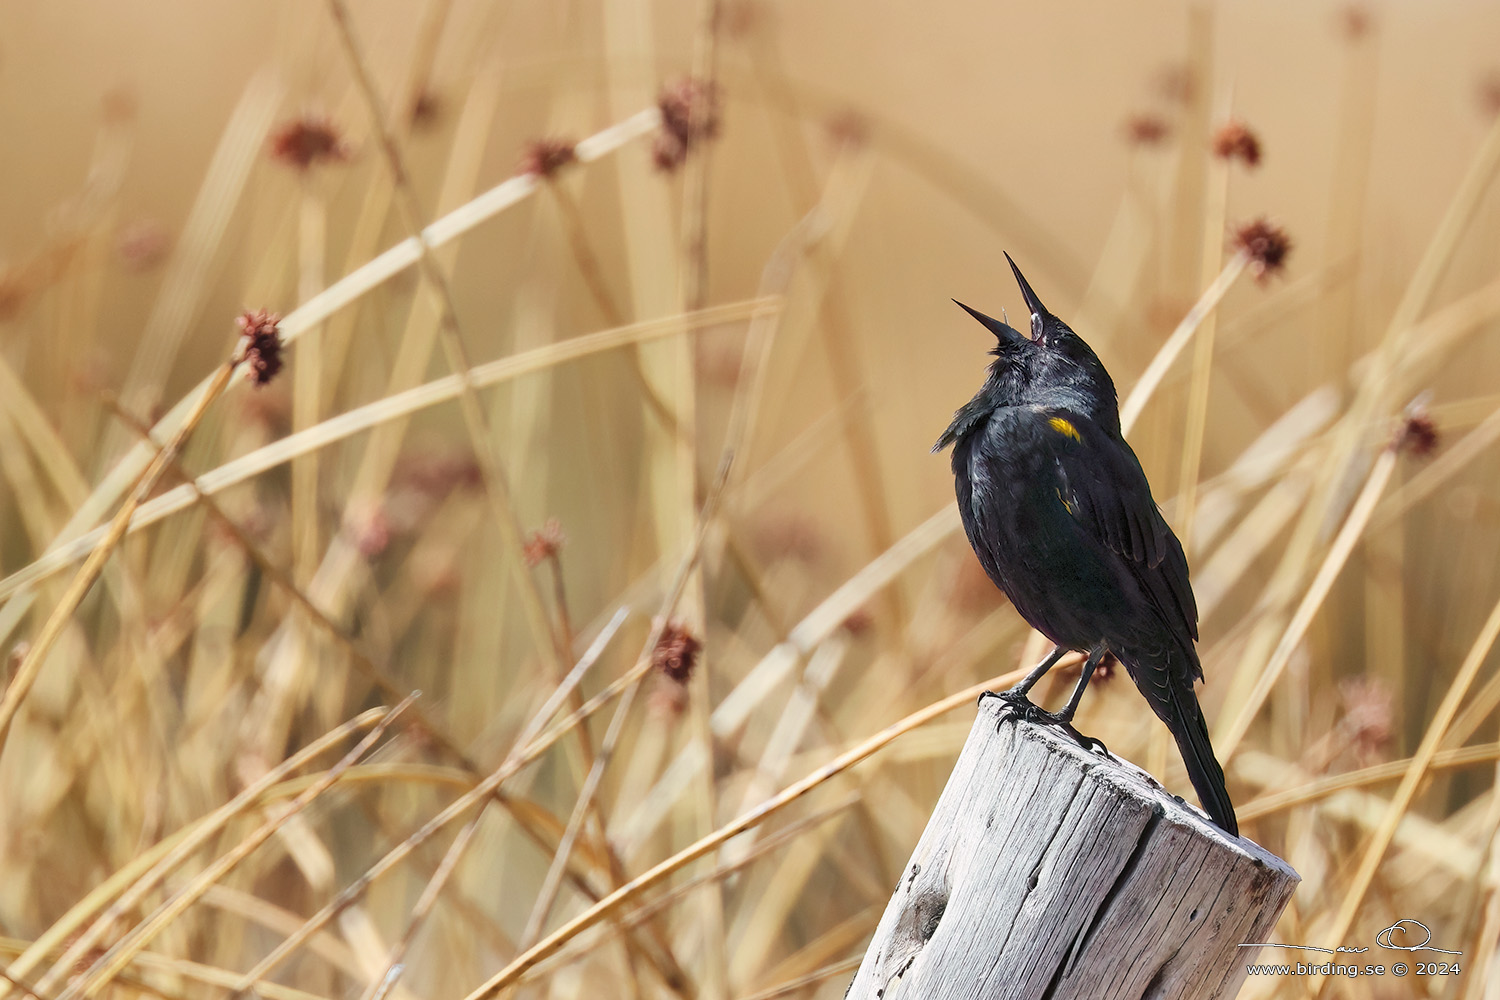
[{"left": 2, "top": 3, "right": 1500, "bottom": 1000}]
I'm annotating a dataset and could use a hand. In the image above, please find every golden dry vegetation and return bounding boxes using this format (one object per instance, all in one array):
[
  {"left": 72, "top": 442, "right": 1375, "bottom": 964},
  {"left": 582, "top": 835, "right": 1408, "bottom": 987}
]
[{"left": 2, "top": 1, "right": 1500, "bottom": 998}]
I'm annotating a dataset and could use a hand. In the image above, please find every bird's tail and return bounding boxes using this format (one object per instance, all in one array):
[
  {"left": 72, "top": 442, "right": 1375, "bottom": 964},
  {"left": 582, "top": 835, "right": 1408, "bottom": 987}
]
[{"left": 1165, "top": 679, "right": 1238, "bottom": 837}]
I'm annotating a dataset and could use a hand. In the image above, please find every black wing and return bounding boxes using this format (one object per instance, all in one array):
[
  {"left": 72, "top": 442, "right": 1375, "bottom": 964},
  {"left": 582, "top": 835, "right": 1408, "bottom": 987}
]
[{"left": 1041, "top": 408, "right": 1200, "bottom": 655}]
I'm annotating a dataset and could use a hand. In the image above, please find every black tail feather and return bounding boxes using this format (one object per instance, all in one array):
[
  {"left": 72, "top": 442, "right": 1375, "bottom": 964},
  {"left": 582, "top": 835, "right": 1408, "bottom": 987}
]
[{"left": 1166, "top": 680, "right": 1238, "bottom": 837}]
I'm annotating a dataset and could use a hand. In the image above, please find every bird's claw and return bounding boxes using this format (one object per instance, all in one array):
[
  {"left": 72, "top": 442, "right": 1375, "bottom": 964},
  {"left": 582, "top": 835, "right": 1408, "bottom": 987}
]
[
  {"left": 984, "top": 690, "right": 1112, "bottom": 758},
  {"left": 1067, "top": 727, "right": 1112, "bottom": 758},
  {"left": 986, "top": 689, "right": 1064, "bottom": 729}
]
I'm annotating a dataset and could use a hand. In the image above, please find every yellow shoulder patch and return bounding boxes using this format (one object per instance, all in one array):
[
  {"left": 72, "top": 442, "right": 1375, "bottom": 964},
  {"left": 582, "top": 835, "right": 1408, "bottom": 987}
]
[{"left": 1048, "top": 416, "right": 1081, "bottom": 442}]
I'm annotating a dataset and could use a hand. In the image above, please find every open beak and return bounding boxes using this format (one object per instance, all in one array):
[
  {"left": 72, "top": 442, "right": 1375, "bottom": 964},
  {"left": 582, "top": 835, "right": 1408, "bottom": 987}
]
[
  {"left": 952, "top": 299, "right": 1028, "bottom": 348},
  {"left": 1003, "top": 252, "right": 1048, "bottom": 341}
]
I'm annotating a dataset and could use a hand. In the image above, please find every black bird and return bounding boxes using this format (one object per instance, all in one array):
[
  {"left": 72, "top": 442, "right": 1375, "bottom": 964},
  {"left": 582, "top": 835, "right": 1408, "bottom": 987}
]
[{"left": 934, "top": 253, "right": 1238, "bottom": 836}]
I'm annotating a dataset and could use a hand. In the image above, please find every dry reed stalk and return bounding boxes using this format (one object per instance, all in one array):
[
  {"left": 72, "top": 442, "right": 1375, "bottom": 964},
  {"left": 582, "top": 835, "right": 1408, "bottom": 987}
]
[
  {"left": 98, "top": 392, "right": 643, "bottom": 980},
  {"left": 1215, "top": 445, "right": 1399, "bottom": 759},
  {"left": 220, "top": 610, "right": 628, "bottom": 1000},
  {"left": 313, "top": 0, "right": 470, "bottom": 400},
  {"left": 504, "top": 454, "right": 744, "bottom": 997},
  {"left": 1258, "top": 115, "right": 1500, "bottom": 715},
  {"left": 355, "top": 611, "right": 633, "bottom": 1000},
  {"left": 0, "top": 707, "right": 390, "bottom": 999},
  {"left": 1316, "top": 9, "right": 1378, "bottom": 383},
  {"left": 460, "top": 668, "right": 1020, "bottom": 1000},
  {"left": 0, "top": 410, "right": 62, "bottom": 551},
  {"left": 0, "top": 344, "right": 244, "bottom": 751},
  {"left": 0, "top": 297, "right": 780, "bottom": 608},
  {"left": 726, "top": 787, "right": 865, "bottom": 986},
  {"left": 749, "top": 911, "right": 878, "bottom": 995},
  {"left": 292, "top": 184, "right": 327, "bottom": 588},
  {"left": 326, "top": 0, "right": 565, "bottom": 686},
  {"left": 1304, "top": 591, "right": 1500, "bottom": 998},
  {"left": 1206, "top": 280, "right": 1500, "bottom": 754},
  {"left": 0, "top": 354, "right": 90, "bottom": 511},
  {"left": 1118, "top": 250, "right": 1249, "bottom": 434},
  {"left": 734, "top": 957, "right": 863, "bottom": 1000},
  {"left": 109, "top": 73, "right": 281, "bottom": 456},
  {"left": 1378, "top": 399, "right": 1500, "bottom": 530},
  {"left": 682, "top": 7, "right": 727, "bottom": 987},
  {"left": 93, "top": 400, "right": 461, "bottom": 740},
  {"left": 522, "top": 798, "right": 861, "bottom": 993},
  {"left": 33, "top": 105, "right": 660, "bottom": 593},
  {"left": 711, "top": 505, "right": 959, "bottom": 743},
  {"left": 1072, "top": 145, "right": 1165, "bottom": 361},
  {"left": 723, "top": 69, "right": 894, "bottom": 632},
  {"left": 1235, "top": 742, "right": 1500, "bottom": 822},
  {"left": 316, "top": 56, "right": 504, "bottom": 611},
  {"left": 357, "top": 817, "right": 483, "bottom": 1000},
  {"left": 197, "top": 882, "right": 380, "bottom": 977},
  {"left": 1199, "top": 385, "right": 1337, "bottom": 517},
  {"left": 1201, "top": 262, "right": 1352, "bottom": 371},
  {"left": 0, "top": 938, "right": 334, "bottom": 1000},
  {"left": 1164, "top": 4, "right": 1214, "bottom": 302},
  {"left": 571, "top": 167, "right": 873, "bottom": 877},
  {"left": 1174, "top": 91, "right": 1234, "bottom": 544},
  {"left": 1445, "top": 641, "right": 1500, "bottom": 750},
  {"left": 55, "top": 694, "right": 416, "bottom": 1000}
]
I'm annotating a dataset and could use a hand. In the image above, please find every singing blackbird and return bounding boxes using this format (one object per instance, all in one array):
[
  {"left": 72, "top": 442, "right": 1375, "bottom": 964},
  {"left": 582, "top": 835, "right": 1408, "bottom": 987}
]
[{"left": 933, "top": 254, "right": 1238, "bottom": 836}]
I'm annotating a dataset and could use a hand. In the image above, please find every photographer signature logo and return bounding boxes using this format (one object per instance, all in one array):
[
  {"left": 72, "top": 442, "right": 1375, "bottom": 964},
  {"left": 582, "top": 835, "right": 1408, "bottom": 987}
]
[{"left": 1239, "top": 919, "right": 1461, "bottom": 956}]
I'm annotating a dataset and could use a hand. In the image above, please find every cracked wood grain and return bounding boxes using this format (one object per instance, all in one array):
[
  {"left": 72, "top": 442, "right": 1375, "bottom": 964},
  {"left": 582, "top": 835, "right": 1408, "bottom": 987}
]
[{"left": 847, "top": 699, "right": 1298, "bottom": 1000}]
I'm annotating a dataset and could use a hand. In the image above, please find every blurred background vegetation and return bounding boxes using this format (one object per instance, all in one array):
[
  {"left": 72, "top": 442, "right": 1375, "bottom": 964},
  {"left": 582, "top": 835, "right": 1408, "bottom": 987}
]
[{"left": 2, "top": 1, "right": 1500, "bottom": 998}]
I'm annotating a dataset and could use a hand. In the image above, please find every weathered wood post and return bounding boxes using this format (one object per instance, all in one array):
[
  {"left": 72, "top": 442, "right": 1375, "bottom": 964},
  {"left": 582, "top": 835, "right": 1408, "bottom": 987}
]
[{"left": 849, "top": 697, "right": 1298, "bottom": 999}]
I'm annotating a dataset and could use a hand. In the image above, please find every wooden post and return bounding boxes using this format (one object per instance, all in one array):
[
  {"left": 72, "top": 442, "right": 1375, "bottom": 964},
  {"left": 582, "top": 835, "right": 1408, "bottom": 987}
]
[{"left": 848, "top": 698, "right": 1298, "bottom": 999}]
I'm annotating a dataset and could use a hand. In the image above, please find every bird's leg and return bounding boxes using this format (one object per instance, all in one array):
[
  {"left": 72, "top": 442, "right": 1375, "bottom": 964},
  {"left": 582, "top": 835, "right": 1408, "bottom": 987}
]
[
  {"left": 1053, "top": 644, "right": 1113, "bottom": 757},
  {"left": 986, "top": 643, "right": 1114, "bottom": 757},
  {"left": 1050, "top": 643, "right": 1107, "bottom": 724},
  {"left": 979, "top": 644, "right": 1068, "bottom": 720}
]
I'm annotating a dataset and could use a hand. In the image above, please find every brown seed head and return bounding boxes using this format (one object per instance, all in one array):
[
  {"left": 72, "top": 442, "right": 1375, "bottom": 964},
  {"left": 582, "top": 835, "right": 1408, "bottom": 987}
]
[
  {"left": 116, "top": 218, "right": 172, "bottom": 271},
  {"left": 1123, "top": 113, "right": 1171, "bottom": 147},
  {"left": 1153, "top": 63, "right": 1197, "bottom": 106},
  {"left": 654, "top": 78, "right": 721, "bottom": 172},
  {"left": 753, "top": 513, "right": 823, "bottom": 564},
  {"left": 1479, "top": 71, "right": 1500, "bottom": 119},
  {"left": 518, "top": 137, "right": 578, "bottom": 179},
  {"left": 1338, "top": 4, "right": 1372, "bottom": 41},
  {"left": 1232, "top": 218, "right": 1292, "bottom": 281},
  {"left": 409, "top": 90, "right": 444, "bottom": 130},
  {"left": 393, "top": 451, "right": 484, "bottom": 498},
  {"left": 102, "top": 87, "right": 138, "bottom": 124},
  {"left": 0, "top": 265, "right": 29, "bottom": 321},
  {"left": 236, "top": 309, "right": 284, "bottom": 386},
  {"left": 522, "top": 518, "right": 566, "bottom": 568},
  {"left": 1212, "top": 119, "right": 1262, "bottom": 167},
  {"left": 825, "top": 108, "right": 870, "bottom": 149},
  {"left": 1336, "top": 677, "right": 1392, "bottom": 763},
  {"left": 351, "top": 504, "right": 391, "bottom": 558},
  {"left": 1396, "top": 404, "right": 1439, "bottom": 458},
  {"left": 652, "top": 620, "right": 702, "bottom": 685},
  {"left": 268, "top": 115, "right": 351, "bottom": 170},
  {"left": 841, "top": 608, "right": 875, "bottom": 637},
  {"left": 717, "top": 0, "right": 768, "bottom": 39}
]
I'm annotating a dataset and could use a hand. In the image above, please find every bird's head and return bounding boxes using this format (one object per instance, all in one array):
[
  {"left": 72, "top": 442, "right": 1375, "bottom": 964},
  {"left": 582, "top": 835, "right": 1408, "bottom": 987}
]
[{"left": 952, "top": 253, "right": 1119, "bottom": 434}]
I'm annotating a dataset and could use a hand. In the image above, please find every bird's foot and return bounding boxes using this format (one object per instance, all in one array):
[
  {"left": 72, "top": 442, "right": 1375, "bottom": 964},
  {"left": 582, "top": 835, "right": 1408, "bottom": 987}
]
[
  {"left": 984, "top": 690, "right": 1112, "bottom": 758},
  {"left": 986, "top": 688, "right": 1058, "bottom": 729},
  {"left": 1063, "top": 725, "right": 1112, "bottom": 759}
]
